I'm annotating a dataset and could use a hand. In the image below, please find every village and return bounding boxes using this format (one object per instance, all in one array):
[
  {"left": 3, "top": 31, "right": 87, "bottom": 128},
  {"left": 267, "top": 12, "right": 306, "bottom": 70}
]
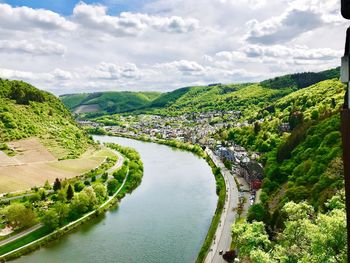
[{"left": 78, "top": 110, "right": 265, "bottom": 205}]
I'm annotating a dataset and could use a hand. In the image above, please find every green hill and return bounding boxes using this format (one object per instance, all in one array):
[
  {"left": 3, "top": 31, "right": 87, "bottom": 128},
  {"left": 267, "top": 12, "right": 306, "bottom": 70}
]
[
  {"left": 260, "top": 67, "right": 340, "bottom": 90},
  {"left": 145, "top": 68, "right": 340, "bottom": 115},
  {"left": 227, "top": 77, "right": 346, "bottom": 262},
  {"left": 60, "top": 91, "right": 161, "bottom": 115},
  {"left": 61, "top": 67, "right": 340, "bottom": 118},
  {"left": 0, "top": 79, "right": 93, "bottom": 159},
  {"left": 228, "top": 78, "right": 345, "bottom": 216}
]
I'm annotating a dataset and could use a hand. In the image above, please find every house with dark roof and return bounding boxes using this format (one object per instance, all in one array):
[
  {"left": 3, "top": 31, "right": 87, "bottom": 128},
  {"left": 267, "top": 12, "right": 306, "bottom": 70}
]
[{"left": 239, "top": 161, "right": 264, "bottom": 190}]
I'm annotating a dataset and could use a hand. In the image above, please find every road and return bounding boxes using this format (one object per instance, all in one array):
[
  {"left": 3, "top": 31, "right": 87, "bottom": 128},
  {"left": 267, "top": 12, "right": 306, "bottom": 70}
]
[
  {"left": 204, "top": 149, "right": 249, "bottom": 263},
  {"left": 0, "top": 224, "right": 43, "bottom": 247},
  {"left": 106, "top": 150, "right": 124, "bottom": 178}
]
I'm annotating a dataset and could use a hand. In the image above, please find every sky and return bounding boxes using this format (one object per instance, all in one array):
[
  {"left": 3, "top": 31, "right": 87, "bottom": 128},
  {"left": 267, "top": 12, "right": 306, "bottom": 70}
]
[{"left": 0, "top": 0, "right": 347, "bottom": 95}]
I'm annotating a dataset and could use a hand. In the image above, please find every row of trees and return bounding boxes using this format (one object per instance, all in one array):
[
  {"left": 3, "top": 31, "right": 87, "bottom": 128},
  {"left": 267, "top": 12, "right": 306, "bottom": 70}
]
[{"left": 106, "top": 143, "right": 143, "bottom": 192}]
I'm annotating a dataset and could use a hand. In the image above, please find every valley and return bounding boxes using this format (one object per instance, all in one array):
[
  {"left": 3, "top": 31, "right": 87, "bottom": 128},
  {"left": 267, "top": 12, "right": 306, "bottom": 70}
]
[{"left": 0, "top": 67, "right": 347, "bottom": 262}]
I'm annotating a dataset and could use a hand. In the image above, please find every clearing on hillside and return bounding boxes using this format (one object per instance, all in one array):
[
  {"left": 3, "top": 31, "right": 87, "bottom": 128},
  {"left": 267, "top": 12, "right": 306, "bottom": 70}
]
[
  {"left": 0, "top": 138, "right": 116, "bottom": 193},
  {"left": 74, "top": 104, "right": 101, "bottom": 114}
]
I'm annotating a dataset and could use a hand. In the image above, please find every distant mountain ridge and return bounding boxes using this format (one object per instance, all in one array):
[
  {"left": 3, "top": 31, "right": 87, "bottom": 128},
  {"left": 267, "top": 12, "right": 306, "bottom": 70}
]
[{"left": 60, "top": 67, "right": 340, "bottom": 117}]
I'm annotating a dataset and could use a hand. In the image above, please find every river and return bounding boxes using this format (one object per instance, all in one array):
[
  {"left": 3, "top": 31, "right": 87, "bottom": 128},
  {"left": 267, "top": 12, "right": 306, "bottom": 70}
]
[{"left": 14, "top": 136, "right": 217, "bottom": 263}]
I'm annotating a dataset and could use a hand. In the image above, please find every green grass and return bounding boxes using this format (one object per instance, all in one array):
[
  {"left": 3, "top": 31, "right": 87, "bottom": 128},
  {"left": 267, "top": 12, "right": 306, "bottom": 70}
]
[{"left": 0, "top": 226, "right": 51, "bottom": 256}]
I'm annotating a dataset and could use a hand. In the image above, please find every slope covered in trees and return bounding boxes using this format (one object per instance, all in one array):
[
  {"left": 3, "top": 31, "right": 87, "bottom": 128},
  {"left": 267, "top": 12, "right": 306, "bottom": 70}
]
[
  {"left": 0, "top": 79, "right": 93, "bottom": 159},
  {"left": 60, "top": 67, "right": 340, "bottom": 118},
  {"left": 60, "top": 91, "right": 161, "bottom": 115},
  {"left": 224, "top": 76, "right": 346, "bottom": 261},
  {"left": 260, "top": 67, "right": 340, "bottom": 90}
]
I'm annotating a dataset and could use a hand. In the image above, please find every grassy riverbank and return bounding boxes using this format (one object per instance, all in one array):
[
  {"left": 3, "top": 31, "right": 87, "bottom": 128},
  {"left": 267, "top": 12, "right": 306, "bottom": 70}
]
[{"left": 196, "top": 156, "right": 226, "bottom": 263}]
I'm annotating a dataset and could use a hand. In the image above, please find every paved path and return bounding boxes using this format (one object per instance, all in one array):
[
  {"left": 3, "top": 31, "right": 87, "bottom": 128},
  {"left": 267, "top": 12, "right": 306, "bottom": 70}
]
[
  {"left": 204, "top": 149, "right": 249, "bottom": 263},
  {"left": 106, "top": 150, "right": 124, "bottom": 179},
  {"left": 0, "top": 224, "right": 43, "bottom": 247}
]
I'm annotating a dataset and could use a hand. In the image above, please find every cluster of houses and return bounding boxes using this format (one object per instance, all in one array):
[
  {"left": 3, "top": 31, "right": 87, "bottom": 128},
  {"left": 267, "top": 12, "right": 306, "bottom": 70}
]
[
  {"left": 101, "top": 111, "right": 241, "bottom": 145},
  {"left": 77, "top": 120, "right": 101, "bottom": 128},
  {"left": 215, "top": 144, "right": 264, "bottom": 190}
]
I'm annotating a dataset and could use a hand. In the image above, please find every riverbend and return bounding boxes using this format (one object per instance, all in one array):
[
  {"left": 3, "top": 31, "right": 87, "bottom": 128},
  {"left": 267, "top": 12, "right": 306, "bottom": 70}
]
[{"left": 13, "top": 136, "right": 217, "bottom": 263}]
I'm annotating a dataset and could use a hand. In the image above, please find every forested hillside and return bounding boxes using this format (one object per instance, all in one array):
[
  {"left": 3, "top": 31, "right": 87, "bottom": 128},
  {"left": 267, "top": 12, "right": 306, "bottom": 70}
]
[
  {"left": 61, "top": 67, "right": 340, "bottom": 118},
  {"left": 60, "top": 91, "right": 161, "bottom": 115},
  {"left": 225, "top": 77, "right": 346, "bottom": 261},
  {"left": 0, "top": 79, "right": 93, "bottom": 159}
]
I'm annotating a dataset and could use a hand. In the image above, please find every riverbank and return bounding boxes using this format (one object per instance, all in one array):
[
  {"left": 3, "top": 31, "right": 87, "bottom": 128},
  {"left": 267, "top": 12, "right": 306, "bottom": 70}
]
[
  {"left": 0, "top": 144, "right": 143, "bottom": 262},
  {"left": 101, "top": 132, "right": 227, "bottom": 262}
]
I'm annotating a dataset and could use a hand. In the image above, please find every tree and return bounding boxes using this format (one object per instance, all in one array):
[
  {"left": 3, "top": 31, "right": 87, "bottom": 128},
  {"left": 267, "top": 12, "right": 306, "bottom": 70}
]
[
  {"left": 66, "top": 184, "right": 74, "bottom": 201},
  {"left": 39, "top": 189, "right": 46, "bottom": 200},
  {"left": 42, "top": 209, "right": 59, "bottom": 231},
  {"left": 29, "top": 193, "right": 40, "bottom": 203},
  {"left": 44, "top": 180, "right": 51, "bottom": 190},
  {"left": 57, "top": 189, "right": 66, "bottom": 202},
  {"left": 231, "top": 194, "right": 347, "bottom": 263},
  {"left": 288, "top": 111, "right": 303, "bottom": 130},
  {"left": 70, "top": 192, "right": 90, "bottom": 217},
  {"left": 93, "top": 183, "right": 107, "bottom": 202},
  {"left": 54, "top": 202, "right": 69, "bottom": 226},
  {"left": 3, "top": 203, "right": 36, "bottom": 229},
  {"left": 113, "top": 167, "right": 127, "bottom": 184},
  {"left": 254, "top": 122, "right": 261, "bottom": 134},
  {"left": 74, "top": 181, "right": 84, "bottom": 192},
  {"left": 101, "top": 172, "right": 108, "bottom": 182},
  {"left": 107, "top": 179, "right": 118, "bottom": 196},
  {"left": 83, "top": 186, "right": 97, "bottom": 210},
  {"left": 53, "top": 178, "right": 62, "bottom": 191},
  {"left": 247, "top": 204, "right": 270, "bottom": 224},
  {"left": 231, "top": 221, "right": 271, "bottom": 257}
]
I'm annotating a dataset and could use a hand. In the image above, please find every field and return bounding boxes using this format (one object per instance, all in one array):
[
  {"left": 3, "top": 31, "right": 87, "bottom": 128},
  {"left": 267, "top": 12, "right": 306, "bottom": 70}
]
[
  {"left": 74, "top": 104, "right": 101, "bottom": 114},
  {"left": 0, "top": 138, "right": 116, "bottom": 193}
]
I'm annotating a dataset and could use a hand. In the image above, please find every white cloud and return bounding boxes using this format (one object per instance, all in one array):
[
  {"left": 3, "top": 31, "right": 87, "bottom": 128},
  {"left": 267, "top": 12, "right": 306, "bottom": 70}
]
[
  {"left": 245, "top": 0, "right": 345, "bottom": 45},
  {"left": 0, "top": 3, "right": 75, "bottom": 31},
  {"left": 155, "top": 60, "right": 205, "bottom": 75},
  {"left": 246, "top": 9, "right": 324, "bottom": 44},
  {"left": 0, "top": 39, "right": 66, "bottom": 56},
  {"left": 52, "top": 68, "right": 73, "bottom": 80},
  {"left": 72, "top": 2, "right": 199, "bottom": 37},
  {"left": 218, "top": 0, "right": 267, "bottom": 9},
  {"left": 0, "top": 67, "right": 74, "bottom": 82},
  {"left": 242, "top": 45, "right": 341, "bottom": 61},
  {"left": 89, "top": 62, "right": 141, "bottom": 80}
]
